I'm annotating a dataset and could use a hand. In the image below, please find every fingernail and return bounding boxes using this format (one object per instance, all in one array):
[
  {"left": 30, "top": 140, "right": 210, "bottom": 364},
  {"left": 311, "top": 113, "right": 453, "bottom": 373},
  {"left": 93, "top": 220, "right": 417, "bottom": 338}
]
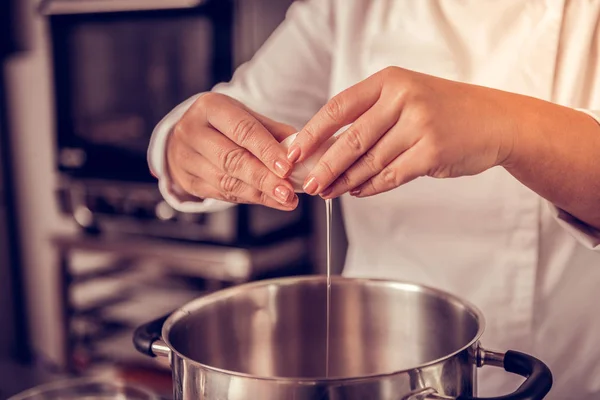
[
  {"left": 320, "top": 187, "right": 333, "bottom": 198},
  {"left": 303, "top": 176, "right": 318, "bottom": 195},
  {"left": 274, "top": 186, "right": 292, "bottom": 203},
  {"left": 350, "top": 189, "right": 361, "bottom": 196},
  {"left": 274, "top": 159, "right": 291, "bottom": 177},
  {"left": 287, "top": 145, "right": 301, "bottom": 163}
]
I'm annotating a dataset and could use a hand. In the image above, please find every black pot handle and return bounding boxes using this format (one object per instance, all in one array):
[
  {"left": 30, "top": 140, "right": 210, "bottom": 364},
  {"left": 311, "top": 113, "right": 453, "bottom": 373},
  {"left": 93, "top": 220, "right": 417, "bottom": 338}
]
[
  {"left": 132, "top": 313, "right": 170, "bottom": 357},
  {"left": 457, "top": 349, "right": 553, "bottom": 400}
]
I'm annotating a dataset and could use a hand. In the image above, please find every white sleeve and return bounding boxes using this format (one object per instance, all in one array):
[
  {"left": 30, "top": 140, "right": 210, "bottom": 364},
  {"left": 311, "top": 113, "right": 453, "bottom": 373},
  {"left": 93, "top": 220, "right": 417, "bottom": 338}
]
[
  {"left": 545, "top": 108, "right": 600, "bottom": 250},
  {"left": 147, "top": 0, "right": 334, "bottom": 213}
]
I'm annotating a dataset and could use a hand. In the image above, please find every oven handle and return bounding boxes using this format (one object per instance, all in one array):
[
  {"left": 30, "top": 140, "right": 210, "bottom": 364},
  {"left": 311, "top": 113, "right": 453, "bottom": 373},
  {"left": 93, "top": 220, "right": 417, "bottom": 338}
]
[{"left": 38, "top": 0, "right": 207, "bottom": 15}]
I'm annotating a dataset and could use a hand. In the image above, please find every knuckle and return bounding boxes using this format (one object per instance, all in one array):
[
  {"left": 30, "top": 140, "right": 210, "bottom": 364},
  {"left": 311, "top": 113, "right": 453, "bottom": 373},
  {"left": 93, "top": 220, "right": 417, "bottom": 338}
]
[
  {"left": 381, "top": 167, "right": 399, "bottom": 187},
  {"left": 381, "top": 66, "right": 399, "bottom": 76},
  {"left": 319, "top": 159, "right": 336, "bottom": 180},
  {"left": 197, "top": 92, "right": 220, "bottom": 106},
  {"left": 219, "top": 174, "right": 241, "bottom": 194},
  {"left": 388, "top": 89, "right": 408, "bottom": 110},
  {"left": 222, "top": 193, "right": 240, "bottom": 203},
  {"left": 364, "top": 179, "right": 378, "bottom": 195},
  {"left": 232, "top": 117, "right": 259, "bottom": 144},
  {"left": 221, "top": 147, "right": 248, "bottom": 174},
  {"left": 378, "top": 66, "right": 401, "bottom": 85},
  {"left": 339, "top": 172, "right": 352, "bottom": 187},
  {"left": 259, "top": 191, "right": 271, "bottom": 205},
  {"left": 257, "top": 143, "right": 280, "bottom": 164},
  {"left": 253, "top": 170, "right": 270, "bottom": 192},
  {"left": 410, "top": 99, "right": 435, "bottom": 129},
  {"left": 323, "top": 96, "right": 345, "bottom": 123},
  {"left": 361, "top": 150, "right": 380, "bottom": 171},
  {"left": 172, "top": 120, "right": 188, "bottom": 141},
  {"left": 302, "top": 125, "right": 319, "bottom": 145},
  {"left": 343, "top": 127, "right": 364, "bottom": 153}
]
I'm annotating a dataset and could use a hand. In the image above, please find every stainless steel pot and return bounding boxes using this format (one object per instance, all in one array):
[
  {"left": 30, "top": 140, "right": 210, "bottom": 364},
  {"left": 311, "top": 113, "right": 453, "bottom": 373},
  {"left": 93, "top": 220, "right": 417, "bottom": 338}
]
[{"left": 133, "top": 276, "right": 552, "bottom": 400}]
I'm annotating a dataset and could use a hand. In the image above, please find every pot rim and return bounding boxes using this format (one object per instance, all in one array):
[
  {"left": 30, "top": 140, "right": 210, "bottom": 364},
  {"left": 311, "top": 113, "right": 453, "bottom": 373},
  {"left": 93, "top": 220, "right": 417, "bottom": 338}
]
[
  {"left": 7, "top": 377, "right": 159, "bottom": 400},
  {"left": 161, "top": 275, "right": 486, "bottom": 383}
]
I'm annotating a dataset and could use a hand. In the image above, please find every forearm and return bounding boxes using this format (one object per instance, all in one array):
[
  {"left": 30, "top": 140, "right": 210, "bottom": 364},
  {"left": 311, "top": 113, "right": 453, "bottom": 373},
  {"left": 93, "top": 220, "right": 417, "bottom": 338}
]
[{"left": 501, "top": 94, "right": 600, "bottom": 229}]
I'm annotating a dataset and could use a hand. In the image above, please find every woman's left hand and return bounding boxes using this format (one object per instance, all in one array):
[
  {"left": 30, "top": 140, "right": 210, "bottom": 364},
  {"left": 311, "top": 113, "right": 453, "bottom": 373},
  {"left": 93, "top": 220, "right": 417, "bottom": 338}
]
[{"left": 287, "top": 66, "right": 520, "bottom": 198}]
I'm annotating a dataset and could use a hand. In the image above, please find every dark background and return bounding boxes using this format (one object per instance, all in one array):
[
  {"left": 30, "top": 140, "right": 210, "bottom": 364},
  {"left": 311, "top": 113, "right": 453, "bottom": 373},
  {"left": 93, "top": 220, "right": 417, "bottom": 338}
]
[{"left": 0, "top": 1, "right": 347, "bottom": 397}]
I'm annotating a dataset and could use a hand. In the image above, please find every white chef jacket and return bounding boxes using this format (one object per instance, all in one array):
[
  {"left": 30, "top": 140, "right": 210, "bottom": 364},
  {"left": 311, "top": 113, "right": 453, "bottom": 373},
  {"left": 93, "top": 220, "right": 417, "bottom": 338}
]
[{"left": 148, "top": 1, "right": 600, "bottom": 398}]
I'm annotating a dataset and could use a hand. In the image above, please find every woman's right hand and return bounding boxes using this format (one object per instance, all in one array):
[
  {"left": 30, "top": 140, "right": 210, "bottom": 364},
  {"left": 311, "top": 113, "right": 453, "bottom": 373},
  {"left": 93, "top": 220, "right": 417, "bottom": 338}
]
[{"left": 166, "top": 93, "right": 299, "bottom": 211}]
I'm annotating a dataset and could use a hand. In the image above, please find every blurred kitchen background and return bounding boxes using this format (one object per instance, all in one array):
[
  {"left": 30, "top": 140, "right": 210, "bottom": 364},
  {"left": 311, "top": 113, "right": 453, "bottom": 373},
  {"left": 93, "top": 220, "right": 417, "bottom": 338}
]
[{"left": 0, "top": 0, "right": 347, "bottom": 397}]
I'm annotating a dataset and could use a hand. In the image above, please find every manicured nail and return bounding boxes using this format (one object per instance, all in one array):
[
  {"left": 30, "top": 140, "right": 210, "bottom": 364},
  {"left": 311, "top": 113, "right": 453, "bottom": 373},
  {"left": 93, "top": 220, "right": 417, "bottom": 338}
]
[
  {"left": 287, "top": 145, "right": 301, "bottom": 163},
  {"left": 274, "top": 159, "right": 291, "bottom": 177},
  {"left": 274, "top": 186, "right": 292, "bottom": 203},
  {"left": 303, "top": 176, "right": 318, "bottom": 195},
  {"left": 320, "top": 187, "right": 333, "bottom": 198},
  {"left": 350, "top": 189, "right": 361, "bottom": 196}
]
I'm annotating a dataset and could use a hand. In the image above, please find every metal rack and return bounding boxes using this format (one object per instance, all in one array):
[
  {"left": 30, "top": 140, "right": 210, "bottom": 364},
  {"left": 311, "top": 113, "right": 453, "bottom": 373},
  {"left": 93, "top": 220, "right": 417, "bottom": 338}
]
[{"left": 52, "top": 230, "right": 314, "bottom": 376}]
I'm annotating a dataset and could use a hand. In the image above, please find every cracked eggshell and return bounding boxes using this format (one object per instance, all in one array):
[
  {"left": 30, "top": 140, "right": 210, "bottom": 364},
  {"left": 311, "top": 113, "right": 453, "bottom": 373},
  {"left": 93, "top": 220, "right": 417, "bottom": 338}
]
[{"left": 280, "top": 133, "right": 337, "bottom": 193}]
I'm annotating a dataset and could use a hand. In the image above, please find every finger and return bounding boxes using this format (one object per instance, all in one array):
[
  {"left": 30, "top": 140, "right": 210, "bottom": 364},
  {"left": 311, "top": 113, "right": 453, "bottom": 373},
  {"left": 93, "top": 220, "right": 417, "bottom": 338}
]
[
  {"left": 177, "top": 144, "right": 296, "bottom": 207},
  {"left": 322, "top": 121, "right": 421, "bottom": 199},
  {"left": 288, "top": 72, "right": 384, "bottom": 164},
  {"left": 352, "top": 140, "right": 430, "bottom": 197},
  {"left": 301, "top": 100, "right": 397, "bottom": 195},
  {"left": 184, "top": 126, "right": 297, "bottom": 206},
  {"left": 204, "top": 94, "right": 293, "bottom": 178},
  {"left": 178, "top": 169, "right": 298, "bottom": 211},
  {"left": 176, "top": 171, "right": 221, "bottom": 200}
]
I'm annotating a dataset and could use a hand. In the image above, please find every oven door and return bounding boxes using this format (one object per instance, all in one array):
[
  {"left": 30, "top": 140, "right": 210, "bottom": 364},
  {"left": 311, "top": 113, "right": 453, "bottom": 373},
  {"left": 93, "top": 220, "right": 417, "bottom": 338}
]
[{"left": 47, "top": 0, "right": 233, "bottom": 182}]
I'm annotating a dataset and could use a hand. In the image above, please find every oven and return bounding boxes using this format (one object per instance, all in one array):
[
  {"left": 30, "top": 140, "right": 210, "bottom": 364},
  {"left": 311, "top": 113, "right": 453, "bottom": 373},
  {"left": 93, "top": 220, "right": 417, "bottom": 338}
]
[{"left": 42, "top": 0, "right": 306, "bottom": 246}]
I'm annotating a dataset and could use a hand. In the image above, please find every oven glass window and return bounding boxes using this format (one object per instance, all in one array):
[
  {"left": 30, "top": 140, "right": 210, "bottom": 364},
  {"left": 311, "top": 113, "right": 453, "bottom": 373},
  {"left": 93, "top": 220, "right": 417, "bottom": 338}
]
[
  {"left": 69, "top": 17, "right": 213, "bottom": 154},
  {"left": 51, "top": 5, "right": 232, "bottom": 181}
]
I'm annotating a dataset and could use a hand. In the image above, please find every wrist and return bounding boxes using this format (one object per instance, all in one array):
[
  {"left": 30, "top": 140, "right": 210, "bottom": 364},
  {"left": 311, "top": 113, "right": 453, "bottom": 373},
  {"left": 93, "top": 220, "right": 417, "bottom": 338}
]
[
  {"left": 499, "top": 96, "right": 600, "bottom": 174},
  {"left": 496, "top": 93, "right": 545, "bottom": 171}
]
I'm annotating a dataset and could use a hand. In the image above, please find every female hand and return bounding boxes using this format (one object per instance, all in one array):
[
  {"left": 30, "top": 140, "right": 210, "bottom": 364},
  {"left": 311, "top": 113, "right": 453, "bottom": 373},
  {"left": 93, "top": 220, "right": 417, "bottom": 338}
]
[
  {"left": 287, "top": 66, "right": 518, "bottom": 198},
  {"left": 167, "top": 92, "right": 299, "bottom": 210}
]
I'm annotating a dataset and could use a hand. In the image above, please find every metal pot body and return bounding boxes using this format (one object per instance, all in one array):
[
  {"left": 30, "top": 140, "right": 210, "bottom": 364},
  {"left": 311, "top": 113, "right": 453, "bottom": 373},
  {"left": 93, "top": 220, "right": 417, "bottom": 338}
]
[
  {"left": 168, "top": 346, "right": 475, "bottom": 399},
  {"left": 134, "top": 276, "right": 552, "bottom": 400}
]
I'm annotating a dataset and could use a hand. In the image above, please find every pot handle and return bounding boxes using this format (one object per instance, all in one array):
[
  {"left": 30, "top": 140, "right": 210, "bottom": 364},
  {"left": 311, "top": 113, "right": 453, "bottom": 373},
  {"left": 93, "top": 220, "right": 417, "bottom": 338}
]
[
  {"left": 456, "top": 348, "right": 553, "bottom": 400},
  {"left": 132, "top": 313, "right": 170, "bottom": 357}
]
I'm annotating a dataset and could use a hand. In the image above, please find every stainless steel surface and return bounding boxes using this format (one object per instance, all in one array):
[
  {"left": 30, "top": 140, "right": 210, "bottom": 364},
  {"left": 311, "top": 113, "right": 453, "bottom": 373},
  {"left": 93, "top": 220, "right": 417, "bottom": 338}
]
[
  {"left": 478, "top": 348, "right": 505, "bottom": 368},
  {"left": 166, "top": 276, "right": 483, "bottom": 378},
  {"left": 39, "top": 0, "right": 206, "bottom": 15},
  {"left": 8, "top": 377, "right": 159, "bottom": 400},
  {"left": 151, "top": 340, "right": 171, "bottom": 358},
  {"left": 51, "top": 234, "right": 309, "bottom": 282},
  {"left": 406, "top": 388, "right": 454, "bottom": 400},
  {"left": 59, "top": 179, "right": 240, "bottom": 242},
  {"left": 157, "top": 276, "right": 485, "bottom": 399}
]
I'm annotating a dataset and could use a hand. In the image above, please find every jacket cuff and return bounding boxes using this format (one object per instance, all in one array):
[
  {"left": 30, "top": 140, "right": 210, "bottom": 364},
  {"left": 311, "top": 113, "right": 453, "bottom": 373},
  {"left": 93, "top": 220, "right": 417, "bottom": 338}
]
[
  {"left": 147, "top": 93, "right": 235, "bottom": 213},
  {"left": 546, "top": 108, "right": 600, "bottom": 250},
  {"left": 547, "top": 202, "right": 600, "bottom": 250}
]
